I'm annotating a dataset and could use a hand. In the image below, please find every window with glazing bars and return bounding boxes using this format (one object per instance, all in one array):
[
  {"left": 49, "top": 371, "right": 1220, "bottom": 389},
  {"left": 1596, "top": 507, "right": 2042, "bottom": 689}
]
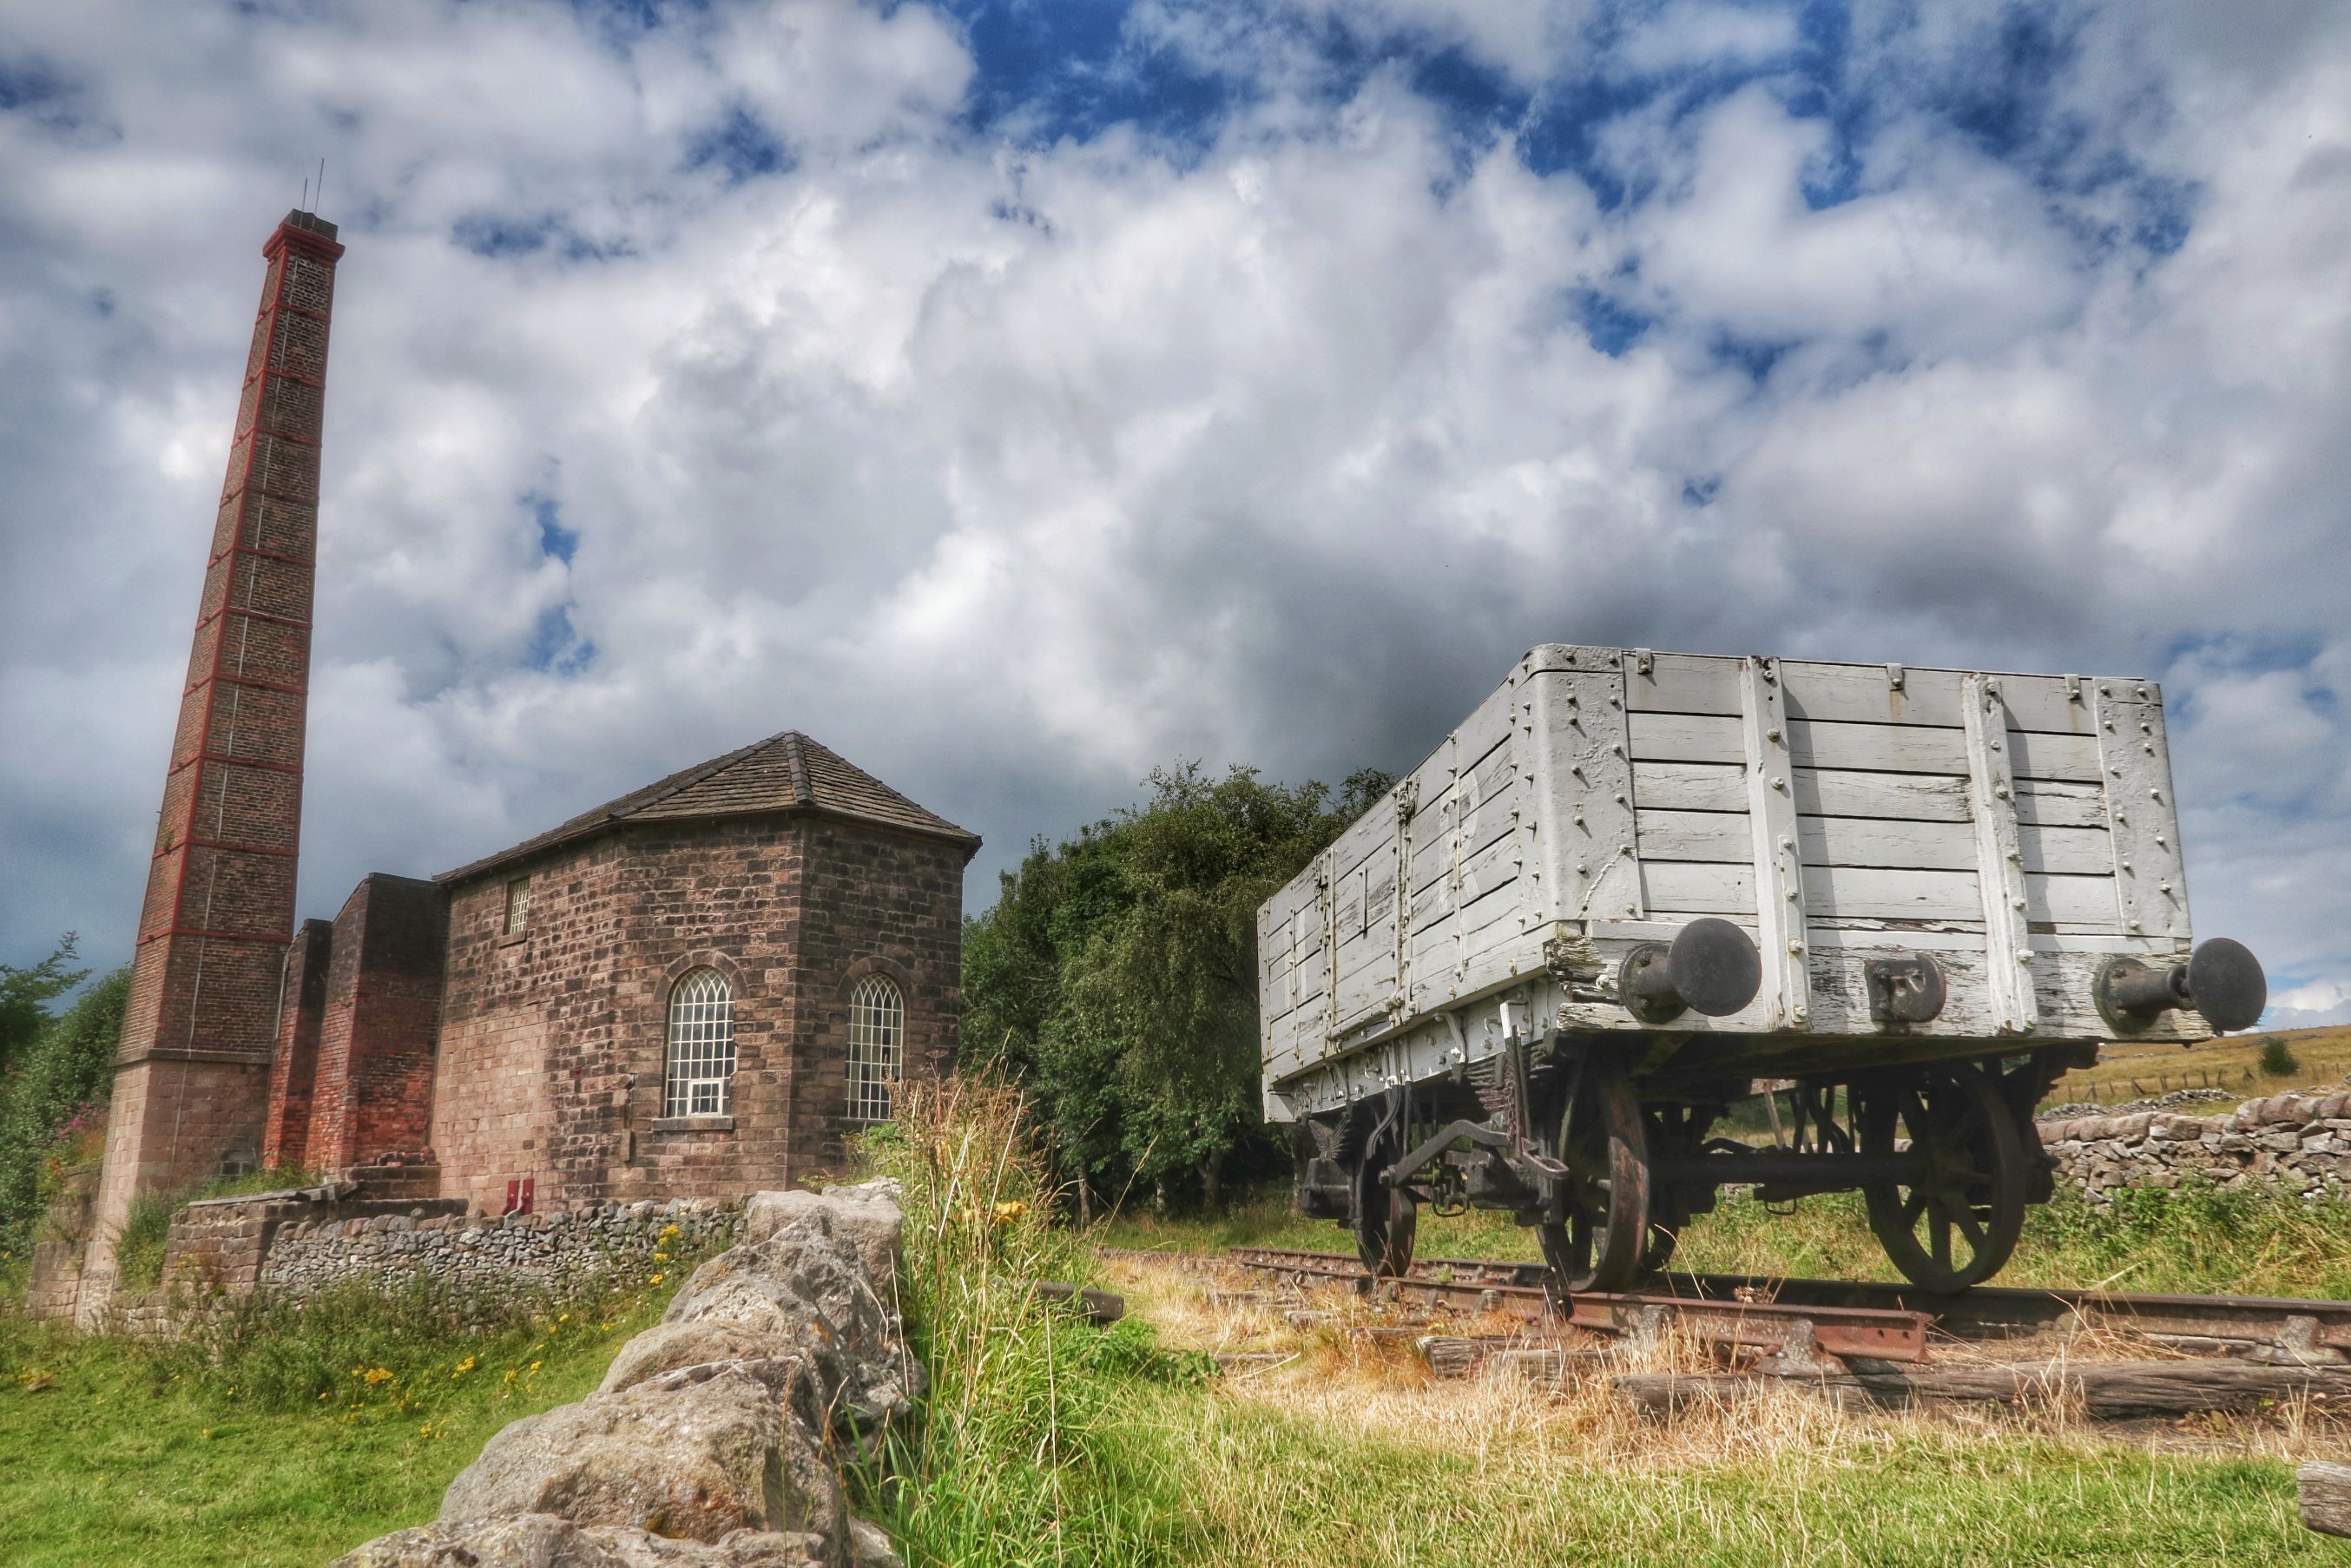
[
  {"left": 663, "top": 968, "right": 735, "bottom": 1117},
  {"left": 503, "top": 877, "right": 531, "bottom": 936},
  {"left": 846, "top": 975, "right": 903, "bottom": 1123}
]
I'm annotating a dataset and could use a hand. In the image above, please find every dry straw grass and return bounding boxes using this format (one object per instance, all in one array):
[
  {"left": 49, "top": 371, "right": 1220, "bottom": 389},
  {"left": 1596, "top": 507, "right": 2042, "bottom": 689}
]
[{"left": 1100, "top": 1250, "right": 2351, "bottom": 1474}]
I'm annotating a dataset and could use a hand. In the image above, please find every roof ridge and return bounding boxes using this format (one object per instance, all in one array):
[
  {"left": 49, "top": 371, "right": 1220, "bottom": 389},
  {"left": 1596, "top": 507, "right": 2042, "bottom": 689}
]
[
  {"left": 782, "top": 731, "right": 813, "bottom": 808},
  {"left": 609, "top": 733, "right": 782, "bottom": 823}
]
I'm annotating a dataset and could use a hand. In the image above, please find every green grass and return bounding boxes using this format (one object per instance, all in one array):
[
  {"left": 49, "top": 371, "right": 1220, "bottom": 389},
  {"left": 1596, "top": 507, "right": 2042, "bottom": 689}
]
[
  {"left": 0, "top": 1269, "right": 688, "bottom": 1566},
  {"left": 873, "top": 1090, "right": 2351, "bottom": 1567},
  {"left": 1153, "top": 1400, "right": 2332, "bottom": 1567}
]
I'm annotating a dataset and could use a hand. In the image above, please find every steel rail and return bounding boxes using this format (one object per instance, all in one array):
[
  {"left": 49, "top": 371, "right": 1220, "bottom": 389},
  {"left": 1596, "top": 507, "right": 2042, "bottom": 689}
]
[
  {"left": 1221, "top": 1246, "right": 2351, "bottom": 1359},
  {"left": 1228, "top": 1248, "right": 1934, "bottom": 1362}
]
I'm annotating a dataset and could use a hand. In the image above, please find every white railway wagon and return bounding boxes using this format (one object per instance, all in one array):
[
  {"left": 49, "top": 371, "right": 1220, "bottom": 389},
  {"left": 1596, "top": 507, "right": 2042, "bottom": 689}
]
[{"left": 1260, "top": 644, "right": 2267, "bottom": 1294}]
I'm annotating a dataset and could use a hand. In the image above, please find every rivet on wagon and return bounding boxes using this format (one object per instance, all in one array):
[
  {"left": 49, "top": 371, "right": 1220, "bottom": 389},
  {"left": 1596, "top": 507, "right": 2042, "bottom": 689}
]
[
  {"left": 1767, "top": 726, "right": 1781, "bottom": 742},
  {"left": 2121, "top": 860, "right": 2133, "bottom": 873},
  {"left": 2160, "top": 880, "right": 2174, "bottom": 894},
  {"left": 1612, "top": 742, "right": 1625, "bottom": 756},
  {"left": 2018, "top": 952, "right": 2035, "bottom": 965},
  {"left": 1772, "top": 777, "right": 1788, "bottom": 793},
  {"left": 2128, "top": 919, "right": 2143, "bottom": 932},
  {"left": 1614, "top": 792, "right": 1628, "bottom": 805},
  {"left": 1788, "top": 941, "right": 1804, "bottom": 956},
  {"left": 1621, "top": 846, "right": 1635, "bottom": 857},
  {"left": 2012, "top": 897, "right": 2026, "bottom": 910}
]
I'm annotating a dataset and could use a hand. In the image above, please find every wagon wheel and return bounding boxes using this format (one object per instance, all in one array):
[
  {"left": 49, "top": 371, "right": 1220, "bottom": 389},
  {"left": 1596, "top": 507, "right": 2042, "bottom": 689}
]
[
  {"left": 1351, "top": 1117, "right": 1417, "bottom": 1278},
  {"left": 1537, "top": 1064, "right": 1651, "bottom": 1294},
  {"left": 1857, "top": 1064, "right": 2027, "bottom": 1293}
]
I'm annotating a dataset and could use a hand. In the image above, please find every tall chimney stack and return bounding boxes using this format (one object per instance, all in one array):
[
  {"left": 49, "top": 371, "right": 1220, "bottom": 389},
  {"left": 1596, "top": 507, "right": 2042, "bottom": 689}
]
[{"left": 82, "top": 209, "right": 345, "bottom": 1315}]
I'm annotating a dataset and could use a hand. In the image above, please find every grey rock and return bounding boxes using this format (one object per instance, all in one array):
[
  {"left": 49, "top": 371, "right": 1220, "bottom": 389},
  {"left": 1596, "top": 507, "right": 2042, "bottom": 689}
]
[
  {"left": 600, "top": 1321, "right": 805, "bottom": 1395},
  {"left": 664, "top": 1221, "right": 919, "bottom": 1442},
  {"left": 438, "top": 1360, "right": 842, "bottom": 1545},
  {"left": 330, "top": 1513, "right": 828, "bottom": 1567},
  {"left": 743, "top": 1189, "right": 905, "bottom": 1291},
  {"left": 846, "top": 1519, "right": 902, "bottom": 1568}
]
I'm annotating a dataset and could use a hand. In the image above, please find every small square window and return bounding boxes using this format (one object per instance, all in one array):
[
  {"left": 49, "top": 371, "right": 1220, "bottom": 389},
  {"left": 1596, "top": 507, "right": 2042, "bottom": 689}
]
[{"left": 503, "top": 877, "right": 531, "bottom": 937}]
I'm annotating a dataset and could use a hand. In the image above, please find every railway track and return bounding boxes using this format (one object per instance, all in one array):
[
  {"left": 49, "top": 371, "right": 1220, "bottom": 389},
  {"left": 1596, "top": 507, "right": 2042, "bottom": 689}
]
[{"left": 1142, "top": 1246, "right": 2351, "bottom": 1370}]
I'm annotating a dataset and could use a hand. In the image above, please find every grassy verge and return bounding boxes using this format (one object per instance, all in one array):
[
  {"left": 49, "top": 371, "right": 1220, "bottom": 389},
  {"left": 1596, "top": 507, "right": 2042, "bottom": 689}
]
[
  {"left": 879, "top": 1093, "right": 2351, "bottom": 1566},
  {"left": 0, "top": 1266, "right": 688, "bottom": 1566}
]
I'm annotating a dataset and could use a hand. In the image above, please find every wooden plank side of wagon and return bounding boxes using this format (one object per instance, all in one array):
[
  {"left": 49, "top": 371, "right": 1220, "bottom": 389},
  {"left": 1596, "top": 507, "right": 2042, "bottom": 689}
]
[
  {"left": 1634, "top": 808, "right": 2113, "bottom": 876},
  {"left": 1640, "top": 863, "right": 2120, "bottom": 924},
  {"left": 1633, "top": 761, "right": 2108, "bottom": 828},
  {"left": 1629, "top": 712, "right": 2104, "bottom": 783},
  {"left": 1626, "top": 650, "right": 2113, "bottom": 736}
]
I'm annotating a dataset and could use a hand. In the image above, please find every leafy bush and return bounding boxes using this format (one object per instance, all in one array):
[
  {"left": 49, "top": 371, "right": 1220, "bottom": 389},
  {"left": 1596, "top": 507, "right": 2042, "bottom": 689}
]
[
  {"left": 2261, "top": 1036, "right": 2302, "bottom": 1077},
  {"left": 110, "top": 1192, "right": 178, "bottom": 1293},
  {"left": 0, "top": 966, "right": 128, "bottom": 1255},
  {"left": 961, "top": 763, "right": 1386, "bottom": 1214}
]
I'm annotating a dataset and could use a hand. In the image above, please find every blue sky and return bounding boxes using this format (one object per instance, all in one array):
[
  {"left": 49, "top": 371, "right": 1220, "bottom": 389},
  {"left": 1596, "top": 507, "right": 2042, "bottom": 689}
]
[{"left": 2, "top": 0, "right": 2348, "bottom": 1023}]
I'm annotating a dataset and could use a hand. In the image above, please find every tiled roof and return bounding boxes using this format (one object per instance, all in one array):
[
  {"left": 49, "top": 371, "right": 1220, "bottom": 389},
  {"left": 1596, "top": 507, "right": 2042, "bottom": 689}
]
[{"left": 438, "top": 732, "right": 978, "bottom": 884}]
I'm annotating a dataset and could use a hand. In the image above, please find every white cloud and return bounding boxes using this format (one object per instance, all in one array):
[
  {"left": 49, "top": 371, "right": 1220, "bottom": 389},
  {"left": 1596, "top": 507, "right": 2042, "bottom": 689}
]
[{"left": 1, "top": 0, "right": 2348, "bottom": 1037}]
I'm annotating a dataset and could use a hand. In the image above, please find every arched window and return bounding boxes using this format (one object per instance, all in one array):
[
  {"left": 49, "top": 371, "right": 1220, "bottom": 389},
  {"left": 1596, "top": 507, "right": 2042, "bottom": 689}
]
[
  {"left": 664, "top": 968, "right": 736, "bottom": 1117},
  {"left": 846, "top": 975, "right": 904, "bottom": 1124}
]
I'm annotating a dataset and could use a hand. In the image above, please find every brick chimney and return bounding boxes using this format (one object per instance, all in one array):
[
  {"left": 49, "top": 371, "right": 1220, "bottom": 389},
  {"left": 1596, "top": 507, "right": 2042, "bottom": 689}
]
[{"left": 82, "top": 210, "right": 345, "bottom": 1315}]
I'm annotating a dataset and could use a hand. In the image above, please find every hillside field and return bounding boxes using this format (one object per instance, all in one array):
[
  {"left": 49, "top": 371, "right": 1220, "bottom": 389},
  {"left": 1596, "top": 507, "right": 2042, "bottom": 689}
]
[{"left": 2045, "top": 1025, "right": 2351, "bottom": 1108}]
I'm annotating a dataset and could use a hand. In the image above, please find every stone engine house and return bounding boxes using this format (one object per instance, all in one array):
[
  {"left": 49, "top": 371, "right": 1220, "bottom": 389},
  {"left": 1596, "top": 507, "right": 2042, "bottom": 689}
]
[
  {"left": 260, "top": 731, "right": 978, "bottom": 1216},
  {"left": 60, "top": 208, "right": 977, "bottom": 1321}
]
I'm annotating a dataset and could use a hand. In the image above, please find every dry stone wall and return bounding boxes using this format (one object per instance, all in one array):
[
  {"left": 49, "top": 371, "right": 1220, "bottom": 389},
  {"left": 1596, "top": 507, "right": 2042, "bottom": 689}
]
[
  {"left": 259, "top": 1196, "right": 741, "bottom": 1300},
  {"left": 2039, "top": 1091, "right": 2351, "bottom": 1201},
  {"left": 332, "top": 1181, "right": 912, "bottom": 1568}
]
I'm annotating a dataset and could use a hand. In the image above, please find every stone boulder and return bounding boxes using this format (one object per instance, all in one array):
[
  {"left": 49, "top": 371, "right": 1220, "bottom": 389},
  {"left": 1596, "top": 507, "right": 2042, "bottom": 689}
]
[
  {"left": 329, "top": 1512, "right": 830, "bottom": 1567},
  {"left": 601, "top": 1321, "right": 804, "bottom": 1396},
  {"left": 744, "top": 1185, "right": 904, "bottom": 1289},
  {"left": 664, "top": 1219, "right": 919, "bottom": 1442},
  {"left": 438, "top": 1360, "right": 844, "bottom": 1547}
]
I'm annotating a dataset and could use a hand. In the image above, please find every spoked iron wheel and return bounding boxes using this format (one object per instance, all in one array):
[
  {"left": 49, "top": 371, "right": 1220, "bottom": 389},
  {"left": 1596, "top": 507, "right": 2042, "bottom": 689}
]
[
  {"left": 1351, "top": 1119, "right": 1418, "bottom": 1278},
  {"left": 1858, "top": 1064, "right": 2027, "bottom": 1292},
  {"left": 1538, "top": 1064, "right": 1651, "bottom": 1294}
]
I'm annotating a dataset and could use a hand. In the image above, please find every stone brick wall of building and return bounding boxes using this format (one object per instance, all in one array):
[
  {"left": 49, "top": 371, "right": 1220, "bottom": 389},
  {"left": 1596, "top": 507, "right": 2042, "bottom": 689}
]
[
  {"left": 787, "top": 819, "right": 967, "bottom": 1174},
  {"left": 2039, "top": 1090, "right": 2351, "bottom": 1200},
  {"left": 302, "top": 873, "right": 447, "bottom": 1169},
  {"left": 431, "top": 820, "right": 807, "bottom": 1215},
  {"left": 262, "top": 919, "right": 333, "bottom": 1169},
  {"left": 429, "top": 812, "right": 966, "bottom": 1216}
]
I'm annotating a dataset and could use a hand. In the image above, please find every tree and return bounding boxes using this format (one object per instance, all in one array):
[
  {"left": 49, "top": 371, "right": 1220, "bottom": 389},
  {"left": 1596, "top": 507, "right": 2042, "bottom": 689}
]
[
  {"left": 0, "top": 966, "right": 128, "bottom": 1254},
  {"left": 2260, "top": 1036, "right": 2302, "bottom": 1079},
  {"left": 0, "top": 934, "right": 88, "bottom": 1078},
  {"left": 963, "top": 762, "right": 1387, "bottom": 1214}
]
